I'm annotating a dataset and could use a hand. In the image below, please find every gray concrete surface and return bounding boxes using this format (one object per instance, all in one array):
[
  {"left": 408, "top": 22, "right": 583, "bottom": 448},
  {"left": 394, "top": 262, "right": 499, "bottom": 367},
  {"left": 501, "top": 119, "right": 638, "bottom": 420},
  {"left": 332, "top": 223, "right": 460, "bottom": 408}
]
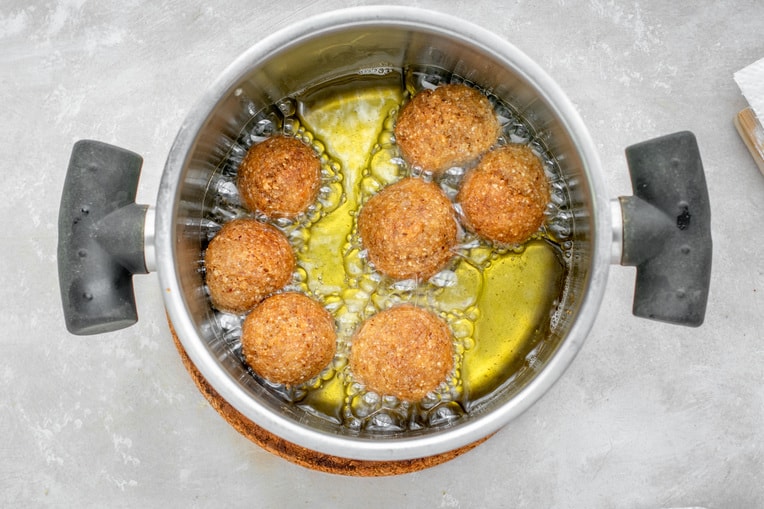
[{"left": 1, "top": 0, "right": 762, "bottom": 507}]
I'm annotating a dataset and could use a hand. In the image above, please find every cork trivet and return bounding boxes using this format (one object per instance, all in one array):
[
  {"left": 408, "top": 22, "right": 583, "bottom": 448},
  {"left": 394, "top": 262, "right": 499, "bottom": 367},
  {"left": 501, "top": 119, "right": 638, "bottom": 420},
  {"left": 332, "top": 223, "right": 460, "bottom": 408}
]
[{"left": 168, "top": 321, "right": 488, "bottom": 476}]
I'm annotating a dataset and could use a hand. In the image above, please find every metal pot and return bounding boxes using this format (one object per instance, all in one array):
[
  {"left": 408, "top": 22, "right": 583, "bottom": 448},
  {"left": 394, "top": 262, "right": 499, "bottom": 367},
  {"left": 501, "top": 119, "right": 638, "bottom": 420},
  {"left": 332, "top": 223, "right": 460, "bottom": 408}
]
[{"left": 58, "top": 7, "right": 711, "bottom": 463}]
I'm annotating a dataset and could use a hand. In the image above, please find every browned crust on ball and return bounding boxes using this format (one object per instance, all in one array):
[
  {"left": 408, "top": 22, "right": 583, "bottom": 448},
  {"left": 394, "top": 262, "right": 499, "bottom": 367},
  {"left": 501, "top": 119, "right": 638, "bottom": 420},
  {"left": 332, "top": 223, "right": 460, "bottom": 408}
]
[
  {"left": 394, "top": 83, "right": 500, "bottom": 173},
  {"left": 237, "top": 135, "right": 321, "bottom": 219},
  {"left": 204, "top": 218, "right": 295, "bottom": 314},
  {"left": 241, "top": 292, "right": 337, "bottom": 386},
  {"left": 457, "top": 144, "right": 550, "bottom": 245},
  {"left": 350, "top": 305, "right": 454, "bottom": 401},
  {"left": 357, "top": 177, "right": 457, "bottom": 280}
]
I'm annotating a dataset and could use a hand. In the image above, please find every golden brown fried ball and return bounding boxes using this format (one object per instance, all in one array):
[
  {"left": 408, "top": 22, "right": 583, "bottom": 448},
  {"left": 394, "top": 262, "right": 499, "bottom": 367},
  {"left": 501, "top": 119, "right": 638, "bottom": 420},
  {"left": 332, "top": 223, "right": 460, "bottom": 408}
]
[
  {"left": 357, "top": 177, "right": 457, "bottom": 280},
  {"left": 237, "top": 135, "right": 321, "bottom": 219},
  {"left": 394, "top": 83, "right": 500, "bottom": 174},
  {"left": 204, "top": 218, "right": 295, "bottom": 314},
  {"left": 241, "top": 292, "right": 336, "bottom": 386},
  {"left": 457, "top": 144, "right": 550, "bottom": 245},
  {"left": 350, "top": 305, "right": 454, "bottom": 401}
]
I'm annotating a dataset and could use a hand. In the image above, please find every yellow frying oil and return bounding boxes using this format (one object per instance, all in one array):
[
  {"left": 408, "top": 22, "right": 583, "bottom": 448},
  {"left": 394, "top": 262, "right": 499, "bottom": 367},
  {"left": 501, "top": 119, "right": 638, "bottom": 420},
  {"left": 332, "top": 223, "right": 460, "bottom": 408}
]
[
  {"left": 299, "top": 83, "right": 403, "bottom": 294},
  {"left": 464, "top": 241, "right": 564, "bottom": 402},
  {"left": 272, "top": 74, "right": 569, "bottom": 424}
]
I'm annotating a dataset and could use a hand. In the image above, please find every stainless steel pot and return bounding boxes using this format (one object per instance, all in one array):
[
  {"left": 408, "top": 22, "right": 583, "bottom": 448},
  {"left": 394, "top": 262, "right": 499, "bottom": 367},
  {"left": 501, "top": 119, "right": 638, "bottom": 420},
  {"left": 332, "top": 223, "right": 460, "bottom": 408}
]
[{"left": 58, "top": 7, "right": 711, "bottom": 463}]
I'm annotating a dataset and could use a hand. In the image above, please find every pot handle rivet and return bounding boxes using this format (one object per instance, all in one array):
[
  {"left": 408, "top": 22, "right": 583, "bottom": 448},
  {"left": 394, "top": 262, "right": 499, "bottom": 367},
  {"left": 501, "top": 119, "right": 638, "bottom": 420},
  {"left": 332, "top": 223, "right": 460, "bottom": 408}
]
[
  {"left": 614, "top": 131, "right": 712, "bottom": 327},
  {"left": 57, "top": 140, "right": 150, "bottom": 335}
]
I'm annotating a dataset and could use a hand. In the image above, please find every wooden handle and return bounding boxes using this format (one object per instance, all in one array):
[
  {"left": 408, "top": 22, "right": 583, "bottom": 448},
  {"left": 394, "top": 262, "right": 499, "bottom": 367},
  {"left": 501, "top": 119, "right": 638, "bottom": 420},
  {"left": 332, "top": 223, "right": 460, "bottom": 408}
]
[{"left": 734, "top": 107, "right": 764, "bottom": 175}]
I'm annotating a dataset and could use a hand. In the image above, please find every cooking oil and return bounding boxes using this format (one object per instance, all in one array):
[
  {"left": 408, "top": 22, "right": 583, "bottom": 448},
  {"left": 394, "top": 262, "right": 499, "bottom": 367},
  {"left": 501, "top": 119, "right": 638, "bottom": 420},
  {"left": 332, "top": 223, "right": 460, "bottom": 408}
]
[{"left": 207, "top": 69, "right": 573, "bottom": 432}]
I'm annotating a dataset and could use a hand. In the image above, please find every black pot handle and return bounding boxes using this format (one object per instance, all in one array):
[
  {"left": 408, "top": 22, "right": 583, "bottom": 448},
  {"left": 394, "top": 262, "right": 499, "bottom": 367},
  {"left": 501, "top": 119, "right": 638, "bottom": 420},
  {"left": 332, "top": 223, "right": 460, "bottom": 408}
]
[
  {"left": 58, "top": 140, "right": 149, "bottom": 335},
  {"left": 617, "top": 131, "right": 712, "bottom": 327}
]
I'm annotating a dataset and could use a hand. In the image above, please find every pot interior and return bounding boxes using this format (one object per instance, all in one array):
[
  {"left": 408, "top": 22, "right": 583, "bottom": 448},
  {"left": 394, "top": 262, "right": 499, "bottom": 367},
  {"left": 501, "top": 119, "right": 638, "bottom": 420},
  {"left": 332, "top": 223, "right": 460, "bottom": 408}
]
[{"left": 164, "top": 9, "right": 606, "bottom": 460}]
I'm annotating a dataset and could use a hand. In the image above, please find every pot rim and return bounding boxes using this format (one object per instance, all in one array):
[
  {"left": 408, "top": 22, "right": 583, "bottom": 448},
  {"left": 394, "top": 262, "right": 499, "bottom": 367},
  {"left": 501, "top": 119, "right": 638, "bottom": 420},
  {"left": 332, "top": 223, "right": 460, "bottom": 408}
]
[{"left": 155, "top": 5, "right": 611, "bottom": 461}]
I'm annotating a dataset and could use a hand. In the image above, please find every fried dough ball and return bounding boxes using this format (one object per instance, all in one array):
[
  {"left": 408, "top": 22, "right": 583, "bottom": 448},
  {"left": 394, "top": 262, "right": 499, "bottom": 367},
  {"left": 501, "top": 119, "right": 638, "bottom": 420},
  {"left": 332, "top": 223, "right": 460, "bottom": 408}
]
[
  {"left": 350, "top": 305, "right": 454, "bottom": 401},
  {"left": 394, "top": 83, "right": 500, "bottom": 174},
  {"left": 357, "top": 177, "right": 457, "bottom": 280},
  {"left": 237, "top": 135, "right": 321, "bottom": 219},
  {"left": 241, "top": 292, "right": 336, "bottom": 386},
  {"left": 457, "top": 144, "right": 550, "bottom": 245},
  {"left": 204, "top": 218, "right": 295, "bottom": 314}
]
